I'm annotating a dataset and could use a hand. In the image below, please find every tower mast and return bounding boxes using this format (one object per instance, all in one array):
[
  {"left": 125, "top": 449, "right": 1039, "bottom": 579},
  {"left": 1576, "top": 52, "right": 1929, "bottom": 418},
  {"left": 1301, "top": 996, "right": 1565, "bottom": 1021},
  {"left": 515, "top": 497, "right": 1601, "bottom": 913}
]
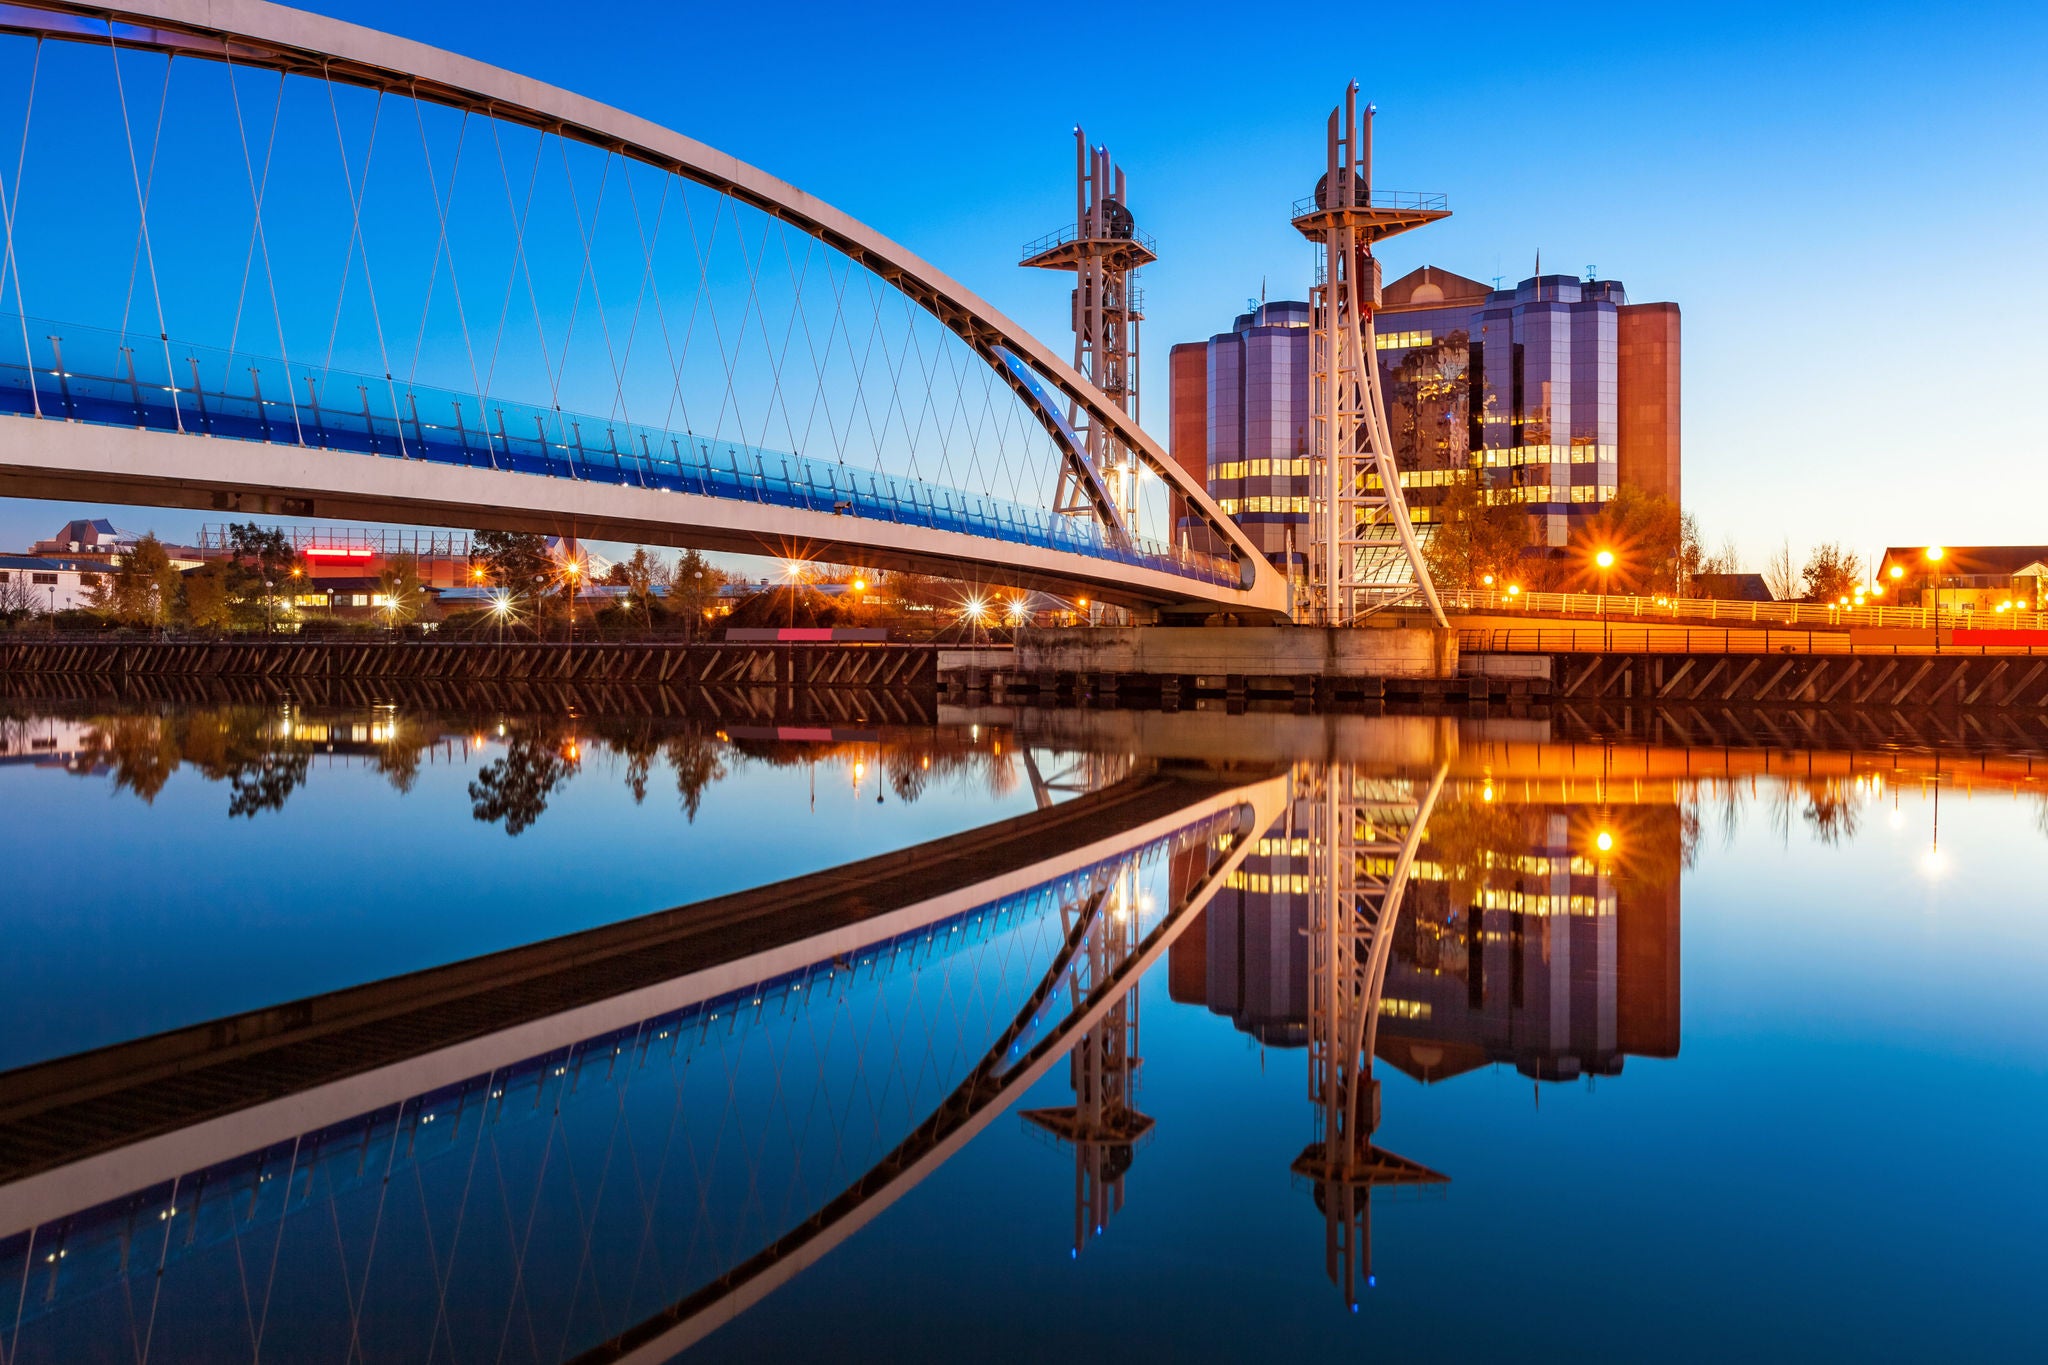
[
  {"left": 1290, "top": 86, "right": 1449, "bottom": 627},
  {"left": 1022, "top": 129, "right": 1154, "bottom": 538}
]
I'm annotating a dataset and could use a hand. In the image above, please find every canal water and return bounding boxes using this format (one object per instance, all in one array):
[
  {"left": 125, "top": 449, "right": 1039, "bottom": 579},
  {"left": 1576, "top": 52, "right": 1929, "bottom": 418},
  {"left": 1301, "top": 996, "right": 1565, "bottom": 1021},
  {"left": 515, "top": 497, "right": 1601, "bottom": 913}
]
[{"left": 1, "top": 694, "right": 2043, "bottom": 1362}]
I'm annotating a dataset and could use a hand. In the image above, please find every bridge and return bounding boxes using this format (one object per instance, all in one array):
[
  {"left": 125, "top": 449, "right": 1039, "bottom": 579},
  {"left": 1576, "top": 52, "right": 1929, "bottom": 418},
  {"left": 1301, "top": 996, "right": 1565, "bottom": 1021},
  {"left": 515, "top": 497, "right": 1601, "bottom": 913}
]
[
  {"left": 0, "top": 0, "right": 1287, "bottom": 616},
  {"left": 0, "top": 761, "right": 1291, "bottom": 1360}
]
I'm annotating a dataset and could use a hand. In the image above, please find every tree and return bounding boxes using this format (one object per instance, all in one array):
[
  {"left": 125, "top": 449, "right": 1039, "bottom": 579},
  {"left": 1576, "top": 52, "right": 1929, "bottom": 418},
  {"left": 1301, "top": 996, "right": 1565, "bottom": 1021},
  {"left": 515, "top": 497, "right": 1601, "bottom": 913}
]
[
  {"left": 1423, "top": 473, "right": 1528, "bottom": 590},
  {"left": 182, "top": 562, "right": 234, "bottom": 633},
  {"left": 108, "top": 533, "right": 181, "bottom": 629},
  {"left": 0, "top": 571, "right": 38, "bottom": 624},
  {"left": 1564, "top": 487, "right": 1685, "bottom": 593},
  {"left": 617, "top": 546, "right": 664, "bottom": 629},
  {"left": 662, "top": 548, "right": 728, "bottom": 634},
  {"left": 1801, "top": 542, "right": 1865, "bottom": 603},
  {"left": 1675, "top": 512, "right": 1706, "bottom": 598},
  {"left": 377, "top": 553, "right": 426, "bottom": 627},
  {"left": 1700, "top": 534, "right": 1742, "bottom": 579},
  {"left": 473, "top": 529, "right": 552, "bottom": 631},
  {"left": 1763, "top": 538, "right": 1798, "bottom": 602},
  {"left": 224, "top": 522, "right": 301, "bottom": 629}
]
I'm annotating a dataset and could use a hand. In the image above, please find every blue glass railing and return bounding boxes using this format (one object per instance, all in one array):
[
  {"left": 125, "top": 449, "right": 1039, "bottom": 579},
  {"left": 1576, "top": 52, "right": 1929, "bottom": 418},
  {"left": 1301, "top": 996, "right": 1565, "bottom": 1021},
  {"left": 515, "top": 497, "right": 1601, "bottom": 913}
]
[{"left": 0, "top": 316, "right": 1239, "bottom": 589}]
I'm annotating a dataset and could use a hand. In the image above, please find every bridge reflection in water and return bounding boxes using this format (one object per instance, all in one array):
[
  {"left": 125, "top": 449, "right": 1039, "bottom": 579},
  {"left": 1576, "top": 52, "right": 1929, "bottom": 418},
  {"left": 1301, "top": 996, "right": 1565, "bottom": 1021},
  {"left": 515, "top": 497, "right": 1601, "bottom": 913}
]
[{"left": 0, "top": 750, "right": 1286, "bottom": 1363}]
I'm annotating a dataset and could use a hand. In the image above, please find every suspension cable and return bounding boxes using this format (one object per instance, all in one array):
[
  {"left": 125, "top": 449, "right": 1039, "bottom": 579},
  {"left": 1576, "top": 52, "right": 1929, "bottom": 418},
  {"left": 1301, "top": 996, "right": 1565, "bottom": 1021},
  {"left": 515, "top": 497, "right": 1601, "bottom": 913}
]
[
  {"left": 108, "top": 33, "right": 184, "bottom": 432},
  {"left": 0, "top": 36, "right": 43, "bottom": 417}
]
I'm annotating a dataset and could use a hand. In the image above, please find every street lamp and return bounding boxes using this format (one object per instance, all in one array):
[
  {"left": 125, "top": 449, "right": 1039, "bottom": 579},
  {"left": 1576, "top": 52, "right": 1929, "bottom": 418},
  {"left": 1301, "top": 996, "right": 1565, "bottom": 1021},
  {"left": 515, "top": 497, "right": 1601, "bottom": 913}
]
[
  {"left": 1594, "top": 548, "right": 1616, "bottom": 650},
  {"left": 1925, "top": 545, "right": 1945, "bottom": 650},
  {"left": 562, "top": 556, "right": 582, "bottom": 642},
  {"left": 781, "top": 559, "right": 805, "bottom": 631},
  {"left": 490, "top": 588, "right": 515, "bottom": 643}
]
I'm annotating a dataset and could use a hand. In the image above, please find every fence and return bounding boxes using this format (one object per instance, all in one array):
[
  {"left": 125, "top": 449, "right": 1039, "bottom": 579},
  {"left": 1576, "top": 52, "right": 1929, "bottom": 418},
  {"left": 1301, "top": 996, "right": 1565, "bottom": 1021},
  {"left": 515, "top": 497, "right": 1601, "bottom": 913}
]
[
  {"left": 1460, "top": 626, "right": 2048, "bottom": 657},
  {"left": 1447, "top": 586, "right": 2045, "bottom": 634}
]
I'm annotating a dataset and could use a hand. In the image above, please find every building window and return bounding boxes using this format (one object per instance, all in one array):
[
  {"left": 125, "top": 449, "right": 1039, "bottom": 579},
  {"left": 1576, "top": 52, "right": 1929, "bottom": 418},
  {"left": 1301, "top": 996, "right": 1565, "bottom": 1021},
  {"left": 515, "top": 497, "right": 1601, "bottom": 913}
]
[
  {"left": 30, "top": 573, "right": 57, "bottom": 585},
  {"left": 1374, "top": 330, "right": 1433, "bottom": 350}
]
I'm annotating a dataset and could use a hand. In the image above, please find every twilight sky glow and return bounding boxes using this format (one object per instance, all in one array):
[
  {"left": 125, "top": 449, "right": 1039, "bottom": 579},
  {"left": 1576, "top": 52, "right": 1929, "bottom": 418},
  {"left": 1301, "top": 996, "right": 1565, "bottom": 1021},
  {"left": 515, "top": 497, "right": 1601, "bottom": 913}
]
[{"left": 3, "top": 0, "right": 2043, "bottom": 570}]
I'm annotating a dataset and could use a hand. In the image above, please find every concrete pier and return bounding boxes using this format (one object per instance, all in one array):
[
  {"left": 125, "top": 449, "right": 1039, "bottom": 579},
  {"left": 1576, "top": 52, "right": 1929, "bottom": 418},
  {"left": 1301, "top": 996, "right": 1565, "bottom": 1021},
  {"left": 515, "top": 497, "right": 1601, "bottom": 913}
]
[
  {"left": 1015, "top": 623, "right": 1456, "bottom": 680},
  {"left": 939, "top": 622, "right": 1509, "bottom": 708}
]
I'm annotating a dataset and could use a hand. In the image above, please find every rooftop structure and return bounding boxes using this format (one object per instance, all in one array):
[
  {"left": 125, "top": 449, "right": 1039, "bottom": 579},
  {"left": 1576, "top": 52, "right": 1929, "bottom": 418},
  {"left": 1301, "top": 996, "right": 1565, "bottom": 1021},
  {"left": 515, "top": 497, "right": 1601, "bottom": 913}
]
[{"left": 31, "top": 518, "right": 134, "bottom": 558}]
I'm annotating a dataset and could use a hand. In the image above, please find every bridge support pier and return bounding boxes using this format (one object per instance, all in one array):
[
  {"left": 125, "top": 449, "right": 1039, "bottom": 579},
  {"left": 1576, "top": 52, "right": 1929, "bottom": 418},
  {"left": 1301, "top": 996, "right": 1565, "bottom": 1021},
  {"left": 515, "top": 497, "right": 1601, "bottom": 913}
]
[{"left": 1014, "top": 624, "right": 1457, "bottom": 683}]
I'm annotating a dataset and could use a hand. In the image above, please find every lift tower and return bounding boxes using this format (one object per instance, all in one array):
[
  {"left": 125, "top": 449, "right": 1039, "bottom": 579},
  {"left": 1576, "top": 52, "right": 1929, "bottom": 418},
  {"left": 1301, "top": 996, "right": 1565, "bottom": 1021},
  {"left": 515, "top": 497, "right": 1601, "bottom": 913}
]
[
  {"left": 1021, "top": 864, "right": 1152, "bottom": 1256},
  {"left": 1291, "top": 761, "right": 1450, "bottom": 1307},
  {"left": 1022, "top": 130, "right": 1154, "bottom": 539},
  {"left": 1290, "top": 86, "right": 1450, "bottom": 627}
]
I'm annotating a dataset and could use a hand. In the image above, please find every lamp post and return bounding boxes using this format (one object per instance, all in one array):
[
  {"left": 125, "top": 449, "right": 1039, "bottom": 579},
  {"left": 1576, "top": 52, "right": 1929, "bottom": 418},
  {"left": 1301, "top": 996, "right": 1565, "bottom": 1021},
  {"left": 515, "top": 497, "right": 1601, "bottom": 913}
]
[
  {"left": 781, "top": 560, "right": 804, "bottom": 632},
  {"left": 1925, "top": 545, "right": 1944, "bottom": 651},
  {"left": 563, "top": 556, "right": 581, "bottom": 643},
  {"left": 1594, "top": 548, "right": 1616, "bottom": 650}
]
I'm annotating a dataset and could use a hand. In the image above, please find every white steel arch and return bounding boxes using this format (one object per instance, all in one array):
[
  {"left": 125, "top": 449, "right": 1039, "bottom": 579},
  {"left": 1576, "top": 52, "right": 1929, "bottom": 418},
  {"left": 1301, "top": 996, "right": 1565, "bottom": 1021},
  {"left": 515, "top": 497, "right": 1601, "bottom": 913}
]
[{"left": 0, "top": 0, "right": 1288, "bottom": 614}]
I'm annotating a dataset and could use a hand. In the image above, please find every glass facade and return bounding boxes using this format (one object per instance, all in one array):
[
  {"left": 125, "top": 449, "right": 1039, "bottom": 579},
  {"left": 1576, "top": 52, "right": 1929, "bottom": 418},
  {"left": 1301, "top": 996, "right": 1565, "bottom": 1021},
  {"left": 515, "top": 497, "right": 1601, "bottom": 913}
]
[
  {"left": 1205, "top": 302, "right": 1311, "bottom": 567},
  {"left": 1177, "top": 270, "right": 1650, "bottom": 563}
]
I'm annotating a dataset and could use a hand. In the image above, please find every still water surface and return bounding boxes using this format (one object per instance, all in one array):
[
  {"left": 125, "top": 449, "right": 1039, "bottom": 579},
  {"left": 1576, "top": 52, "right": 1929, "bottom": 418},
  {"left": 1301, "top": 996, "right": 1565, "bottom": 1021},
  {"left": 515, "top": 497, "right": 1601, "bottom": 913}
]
[{"left": 1, "top": 695, "right": 2043, "bottom": 1362}]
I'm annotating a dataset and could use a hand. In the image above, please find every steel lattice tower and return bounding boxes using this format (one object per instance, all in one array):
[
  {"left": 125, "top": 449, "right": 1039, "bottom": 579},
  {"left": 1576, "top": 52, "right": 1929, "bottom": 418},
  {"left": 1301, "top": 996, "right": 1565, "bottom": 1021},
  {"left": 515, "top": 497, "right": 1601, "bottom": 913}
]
[
  {"left": 1021, "top": 863, "right": 1151, "bottom": 1254},
  {"left": 1290, "top": 86, "right": 1450, "bottom": 627},
  {"left": 1022, "top": 130, "right": 1154, "bottom": 539},
  {"left": 1290, "top": 761, "right": 1450, "bottom": 1307}
]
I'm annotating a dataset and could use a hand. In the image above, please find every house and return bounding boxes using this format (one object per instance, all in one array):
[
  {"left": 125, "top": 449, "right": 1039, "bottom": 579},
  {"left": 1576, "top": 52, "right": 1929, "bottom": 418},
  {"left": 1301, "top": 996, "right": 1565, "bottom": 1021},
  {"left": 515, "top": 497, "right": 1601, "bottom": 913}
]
[
  {"left": 1692, "top": 572, "right": 1774, "bottom": 602},
  {"left": 1875, "top": 546, "right": 2048, "bottom": 614},
  {"left": 0, "top": 556, "right": 108, "bottom": 612}
]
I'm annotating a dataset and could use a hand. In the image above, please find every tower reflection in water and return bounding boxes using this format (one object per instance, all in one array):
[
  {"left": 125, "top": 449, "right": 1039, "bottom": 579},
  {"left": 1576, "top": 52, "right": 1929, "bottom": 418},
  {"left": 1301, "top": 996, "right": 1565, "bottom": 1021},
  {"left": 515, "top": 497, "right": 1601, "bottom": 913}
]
[{"left": 1170, "top": 761, "right": 1683, "bottom": 1305}]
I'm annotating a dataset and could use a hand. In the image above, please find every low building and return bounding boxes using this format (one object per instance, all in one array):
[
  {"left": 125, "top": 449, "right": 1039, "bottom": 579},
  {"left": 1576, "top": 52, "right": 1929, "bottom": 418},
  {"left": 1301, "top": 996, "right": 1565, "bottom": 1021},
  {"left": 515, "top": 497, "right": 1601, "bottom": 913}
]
[
  {"left": 0, "top": 555, "right": 107, "bottom": 612},
  {"left": 1875, "top": 545, "right": 2048, "bottom": 614},
  {"left": 1693, "top": 572, "right": 1774, "bottom": 602},
  {"left": 196, "top": 523, "right": 477, "bottom": 589},
  {"left": 280, "top": 574, "right": 446, "bottom": 620}
]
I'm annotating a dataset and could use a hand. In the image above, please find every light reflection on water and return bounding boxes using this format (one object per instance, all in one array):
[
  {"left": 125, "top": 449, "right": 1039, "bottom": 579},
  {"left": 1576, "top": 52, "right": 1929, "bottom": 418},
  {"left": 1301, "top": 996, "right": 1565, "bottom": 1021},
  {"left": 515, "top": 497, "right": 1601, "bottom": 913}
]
[{"left": 0, "top": 694, "right": 2044, "bottom": 1363}]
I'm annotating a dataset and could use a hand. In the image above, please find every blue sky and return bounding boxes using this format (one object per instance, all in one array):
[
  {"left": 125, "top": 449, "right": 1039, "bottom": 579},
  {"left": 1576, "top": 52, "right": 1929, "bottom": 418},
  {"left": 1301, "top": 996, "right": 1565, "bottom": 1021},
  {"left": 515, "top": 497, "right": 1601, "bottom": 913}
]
[{"left": 4, "top": 0, "right": 2044, "bottom": 571}]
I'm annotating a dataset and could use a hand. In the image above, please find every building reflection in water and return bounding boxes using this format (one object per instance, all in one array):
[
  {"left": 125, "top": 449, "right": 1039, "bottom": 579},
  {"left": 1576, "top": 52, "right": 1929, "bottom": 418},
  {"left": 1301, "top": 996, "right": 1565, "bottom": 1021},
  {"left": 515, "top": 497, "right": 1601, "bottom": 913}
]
[{"left": 1171, "top": 762, "right": 1684, "bottom": 1304}]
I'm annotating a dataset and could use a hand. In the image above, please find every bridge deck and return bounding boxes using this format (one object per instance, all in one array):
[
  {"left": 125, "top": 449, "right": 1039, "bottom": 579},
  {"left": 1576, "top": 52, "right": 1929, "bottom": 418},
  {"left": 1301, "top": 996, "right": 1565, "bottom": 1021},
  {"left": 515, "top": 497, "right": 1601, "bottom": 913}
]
[{"left": 0, "top": 330, "right": 1235, "bottom": 590}]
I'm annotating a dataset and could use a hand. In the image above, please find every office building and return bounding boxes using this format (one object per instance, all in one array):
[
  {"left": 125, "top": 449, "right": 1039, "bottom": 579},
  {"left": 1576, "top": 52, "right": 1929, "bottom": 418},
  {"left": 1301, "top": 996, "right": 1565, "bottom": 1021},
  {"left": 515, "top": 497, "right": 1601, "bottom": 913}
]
[{"left": 1168, "top": 268, "right": 1681, "bottom": 563}]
